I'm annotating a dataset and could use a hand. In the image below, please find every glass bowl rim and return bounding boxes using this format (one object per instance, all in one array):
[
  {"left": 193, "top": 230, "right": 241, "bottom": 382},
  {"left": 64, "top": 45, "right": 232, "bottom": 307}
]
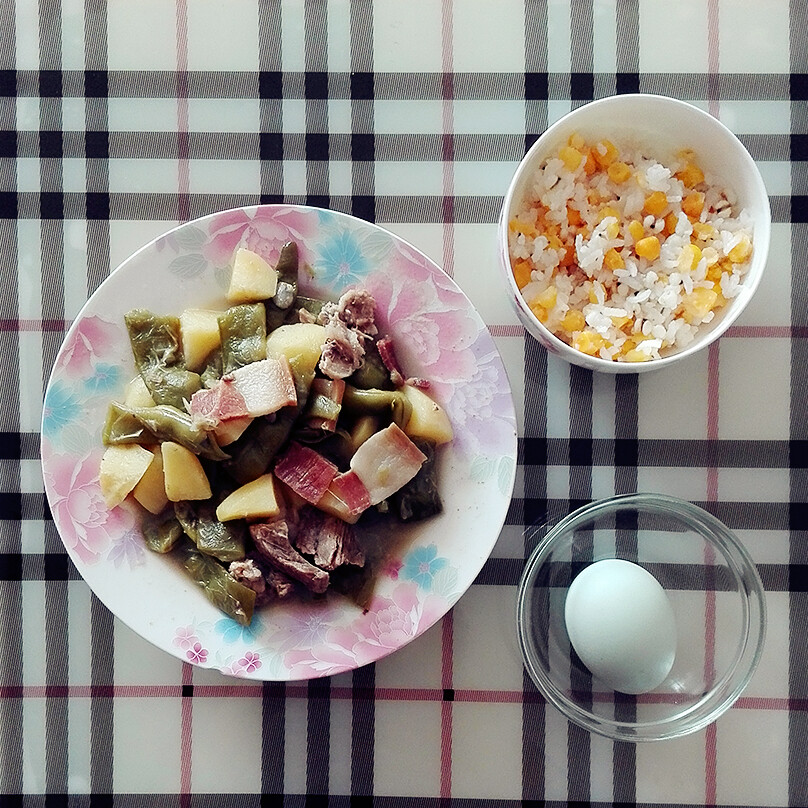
[{"left": 516, "top": 492, "right": 767, "bottom": 741}]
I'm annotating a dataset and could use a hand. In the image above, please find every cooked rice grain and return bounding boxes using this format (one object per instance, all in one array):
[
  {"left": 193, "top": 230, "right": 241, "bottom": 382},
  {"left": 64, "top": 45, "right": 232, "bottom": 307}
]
[{"left": 509, "top": 135, "right": 754, "bottom": 362}]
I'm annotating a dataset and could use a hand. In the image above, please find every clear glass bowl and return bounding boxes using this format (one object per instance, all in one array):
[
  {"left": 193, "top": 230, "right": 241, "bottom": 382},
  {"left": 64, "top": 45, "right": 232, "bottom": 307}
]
[{"left": 516, "top": 493, "right": 766, "bottom": 741}]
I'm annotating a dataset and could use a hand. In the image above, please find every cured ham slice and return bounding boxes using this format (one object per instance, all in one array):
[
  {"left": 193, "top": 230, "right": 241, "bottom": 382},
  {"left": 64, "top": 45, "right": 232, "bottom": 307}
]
[
  {"left": 349, "top": 422, "right": 427, "bottom": 505},
  {"left": 188, "top": 355, "right": 297, "bottom": 429},
  {"left": 376, "top": 335, "right": 405, "bottom": 386},
  {"left": 188, "top": 378, "right": 248, "bottom": 429},
  {"left": 228, "top": 356, "right": 297, "bottom": 417},
  {"left": 326, "top": 471, "right": 371, "bottom": 516},
  {"left": 274, "top": 442, "right": 339, "bottom": 504}
]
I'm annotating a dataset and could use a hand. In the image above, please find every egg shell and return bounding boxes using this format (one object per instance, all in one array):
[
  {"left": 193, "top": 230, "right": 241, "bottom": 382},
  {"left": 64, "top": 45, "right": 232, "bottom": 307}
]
[{"left": 564, "top": 558, "right": 677, "bottom": 695}]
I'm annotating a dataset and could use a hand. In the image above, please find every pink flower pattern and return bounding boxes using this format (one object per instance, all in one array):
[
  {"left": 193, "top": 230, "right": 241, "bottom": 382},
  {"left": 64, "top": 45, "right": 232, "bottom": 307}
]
[
  {"left": 281, "top": 583, "right": 447, "bottom": 679},
  {"left": 203, "top": 207, "right": 317, "bottom": 268},
  {"left": 55, "top": 315, "right": 120, "bottom": 377},
  {"left": 173, "top": 627, "right": 199, "bottom": 652},
  {"left": 43, "top": 450, "right": 132, "bottom": 564},
  {"left": 186, "top": 642, "right": 208, "bottom": 664},
  {"left": 236, "top": 651, "right": 262, "bottom": 674}
]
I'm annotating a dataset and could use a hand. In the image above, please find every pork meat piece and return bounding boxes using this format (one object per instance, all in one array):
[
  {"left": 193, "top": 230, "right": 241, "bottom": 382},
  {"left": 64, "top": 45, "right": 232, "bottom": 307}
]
[
  {"left": 318, "top": 290, "right": 378, "bottom": 337},
  {"left": 264, "top": 565, "right": 297, "bottom": 600},
  {"left": 229, "top": 557, "right": 296, "bottom": 605},
  {"left": 274, "top": 442, "right": 339, "bottom": 504},
  {"left": 228, "top": 558, "right": 269, "bottom": 605},
  {"left": 189, "top": 377, "right": 249, "bottom": 429},
  {"left": 318, "top": 316, "right": 365, "bottom": 379},
  {"left": 335, "top": 289, "right": 378, "bottom": 337},
  {"left": 250, "top": 519, "right": 330, "bottom": 594},
  {"left": 376, "top": 335, "right": 405, "bottom": 386},
  {"left": 317, "top": 290, "right": 378, "bottom": 379},
  {"left": 294, "top": 507, "right": 365, "bottom": 571}
]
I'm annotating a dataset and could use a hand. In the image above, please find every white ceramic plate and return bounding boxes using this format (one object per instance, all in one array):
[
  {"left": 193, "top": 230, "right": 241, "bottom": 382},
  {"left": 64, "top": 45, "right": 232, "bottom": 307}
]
[{"left": 41, "top": 205, "right": 518, "bottom": 680}]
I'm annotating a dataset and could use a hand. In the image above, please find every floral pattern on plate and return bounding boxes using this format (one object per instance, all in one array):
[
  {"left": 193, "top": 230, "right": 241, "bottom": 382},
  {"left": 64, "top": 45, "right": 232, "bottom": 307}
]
[{"left": 41, "top": 205, "right": 517, "bottom": 681}]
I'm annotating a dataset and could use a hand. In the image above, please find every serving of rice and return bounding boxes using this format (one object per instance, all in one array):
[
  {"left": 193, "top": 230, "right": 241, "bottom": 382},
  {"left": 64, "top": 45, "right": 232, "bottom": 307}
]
[{"left": 508, "top": 133, "right": 755, "bottom": 363}]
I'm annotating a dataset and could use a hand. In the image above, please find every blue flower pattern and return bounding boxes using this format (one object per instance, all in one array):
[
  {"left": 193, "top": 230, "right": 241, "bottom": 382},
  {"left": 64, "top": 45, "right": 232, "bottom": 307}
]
[
  {"left": 42, "top": 381, "right": 81, "bottom": 438},
  {"left": 400, "top": 544, "right": 449, "bottom": 591},
  {"left": 315, "top": 230, "right": 371, "bottom": 289},
  {"left": 84, "top": 362, "right": 123, "bottom": 395},
  {"left": 214, "top": 614, "right": 263, "bottom": 644}
]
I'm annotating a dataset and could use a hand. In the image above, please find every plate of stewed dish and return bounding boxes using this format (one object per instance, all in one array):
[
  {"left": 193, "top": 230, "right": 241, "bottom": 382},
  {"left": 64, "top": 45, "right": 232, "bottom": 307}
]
[{"left": 41, "top": 204, "right": 517, "bottom": 680}]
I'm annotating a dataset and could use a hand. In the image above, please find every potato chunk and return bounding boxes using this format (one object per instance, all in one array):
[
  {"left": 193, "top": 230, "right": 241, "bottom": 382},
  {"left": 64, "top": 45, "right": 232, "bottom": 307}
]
[
  {"left": 265, "top": 322, "right": 326, "bottom": 381},
  {"left": 215, "top": 473, "right": 281, "bottom": 522},
  {"left": 179, "top": 308, "right": 222, "bottom": 371},
  {"left": 99, "top": 444, "right": 155, "bottom": 508},
  {"left": 132, "top": 445, "right": 169, "bottom": 514},
  {"left": 162, "top": 442, "right": 212, "bottom": 502},
  {"left": 227, "top": 248, "right": 278, "bottom": 304},
  {"left": 401, "top": 386, "right": 454, "bottom": 445},
  {"left": 124, "top": 375, "right": 156, "bottom": 408},
  {"left": 213, "top": 414, "right": 252, "bottom": 447}
]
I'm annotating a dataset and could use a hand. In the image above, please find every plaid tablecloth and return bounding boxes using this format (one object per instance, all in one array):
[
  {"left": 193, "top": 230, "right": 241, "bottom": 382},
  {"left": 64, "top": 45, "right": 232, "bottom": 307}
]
[{"left": 2, "top": 0, "right": 806, "bottom": 803}]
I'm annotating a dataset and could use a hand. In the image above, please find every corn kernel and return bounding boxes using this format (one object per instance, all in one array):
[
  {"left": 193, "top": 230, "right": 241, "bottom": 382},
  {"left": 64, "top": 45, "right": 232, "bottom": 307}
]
[
  {"left": 675, "top": 162, "right": 705, "bottom": 188},
  {"left": 587, "top": 284, "right": 598, "bottom": 304},
  {"left": 706, "top": 262, "right": 723, "bottom": 283},
  {"left": 677, "top": 243, "right": 702, "bottom": 272},
  {"left": 509, "top": 219, "right": 537, "bottom": 238},
  {"left": 583, "top": 150, "right": 597, "bottom": 175},
  {"left": 534, "top": 285, "right": 558, "bottom": 310},
  {"left": 567, "top": 204, "right": 583, "bottom": 227},
  {"left": 573, "top": 330, "right": 606, "bottom": 355},
  {"left": 693, "top": 222, "right": 716, "bottom": 241},
  {"left": 635, "top": 235, "right": 661, "bottom": 261},
  {"left": 621, "top": 348, "right": 653, "bottom": 363},
  {"left": 512, "top": 259, "right": 533, "bottom": 289},
  {"left": 712, "top": 283, "right": 728, "bottom": 308},
  {"left": 611, "top": 315, "right": 632, "bottom": 330},
  {"left": 628, "top": 220, "right": 645, "bottom": 243},
  {"left": 663, "top": 211, "right": 679, "bottom": 236},
  {"left": 643, "top": 191, "right": 668, "bottom": 218},
  {"left": 593, "top": 139, "right": 618, "bottom": 168},
  {"left": 597, "top": 205, "right": 620, "bottom": 222},
  {"left": 530, "top": 304, "right": 548, "bottom": 323},
  {"left": 681, "top": 287, "right": 718, "bottom": 322},
  {"left": 604, "top": 248, "right": 625, "bottom": 270},
  {"left": 605, "top": 220, "right": 620, "bottom": 239},
  {"left": 560, "top": 309, "right": 586, "bottom": 333},
  {"left": 607, "top": 161, "right": 632, "bottom": 184},
  {"left": 682, "top": 191, "right": 705, "bottom": 219},
  {"left": 568, "top": 132, "right": 585, "bottom": 150},
  {"left": 728, "top": 233, "right": 753, "bottom": 264},
  {"left": 559, "top": 145, "right": 584, "bottom": 172}
]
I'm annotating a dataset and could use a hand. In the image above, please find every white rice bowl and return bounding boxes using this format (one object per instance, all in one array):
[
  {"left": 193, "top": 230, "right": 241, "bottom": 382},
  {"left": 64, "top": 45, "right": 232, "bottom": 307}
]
[{"left": 498, "top": 95, "right": 771, "bottom": 373}]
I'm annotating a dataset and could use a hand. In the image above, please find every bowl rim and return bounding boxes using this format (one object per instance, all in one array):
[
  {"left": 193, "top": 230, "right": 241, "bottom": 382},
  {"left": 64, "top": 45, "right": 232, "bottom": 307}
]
[
  {"left": 516, "top": 492, "right": 767, "bottom": 741},
  {"left": 498, "top": 93, "right": 772, "bottom": 374}
]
